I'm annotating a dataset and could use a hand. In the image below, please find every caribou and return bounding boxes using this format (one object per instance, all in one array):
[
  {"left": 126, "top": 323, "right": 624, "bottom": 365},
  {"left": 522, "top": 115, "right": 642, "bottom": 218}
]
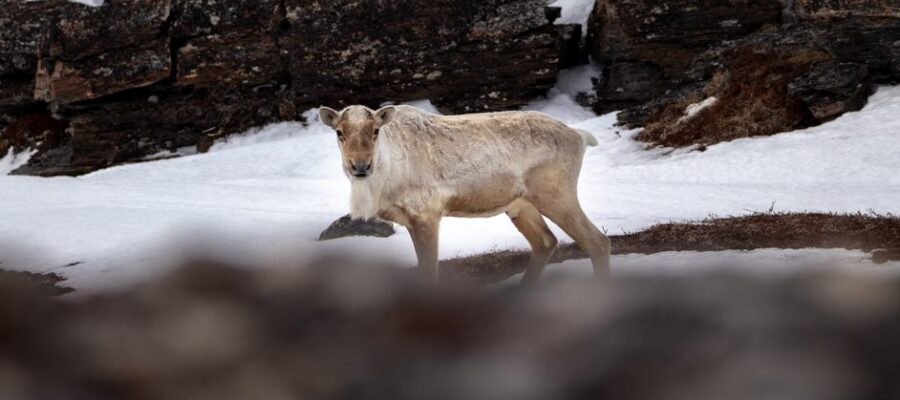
[{"left": 318, "top": 105, "right": 610, "bottom": 283}]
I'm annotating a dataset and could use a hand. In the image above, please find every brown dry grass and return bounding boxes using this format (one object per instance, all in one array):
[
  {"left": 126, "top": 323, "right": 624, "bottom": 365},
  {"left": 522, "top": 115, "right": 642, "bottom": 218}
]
[
  {"left": 441, "top": 212, "right": 900, "bottom": 285},
  {"left": 637, "top": 48, "right": 830, "bottom": 148}
]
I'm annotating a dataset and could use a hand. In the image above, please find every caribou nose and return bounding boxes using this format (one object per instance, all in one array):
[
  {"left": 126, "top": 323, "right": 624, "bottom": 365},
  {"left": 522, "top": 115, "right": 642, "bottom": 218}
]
[{"left": 350, "top": 161, "right": 372, "bottom": 177}]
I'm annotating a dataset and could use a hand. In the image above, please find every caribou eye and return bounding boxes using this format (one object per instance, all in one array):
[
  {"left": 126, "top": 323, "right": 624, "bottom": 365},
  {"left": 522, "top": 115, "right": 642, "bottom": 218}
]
[
  {"left": 373, "top": 128, "right": 380, "bottom": 139},
  {"left": 336, "top": 130, "right": 344, "bottom": 141}
]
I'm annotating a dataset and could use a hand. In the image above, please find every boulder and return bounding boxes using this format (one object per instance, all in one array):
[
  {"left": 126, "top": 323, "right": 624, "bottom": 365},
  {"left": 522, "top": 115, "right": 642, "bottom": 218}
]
[
  {"left": 318, "top": 215, "right": 396, "bottom": 241},
  {"left": 788, "top": 62, "right": 873, "bottom": 121}
]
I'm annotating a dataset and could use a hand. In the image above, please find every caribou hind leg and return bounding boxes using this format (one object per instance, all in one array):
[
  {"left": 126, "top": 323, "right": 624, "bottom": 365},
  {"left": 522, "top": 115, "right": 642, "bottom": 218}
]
[
  {"left": 535, "top": 197, "right": 611, "bottom": 280},
  {"left": 507, "top": 201, "right": 558, "bottom": 285},
  {"left": 526, "top": 164, "right": 611, "bottom": 280}
]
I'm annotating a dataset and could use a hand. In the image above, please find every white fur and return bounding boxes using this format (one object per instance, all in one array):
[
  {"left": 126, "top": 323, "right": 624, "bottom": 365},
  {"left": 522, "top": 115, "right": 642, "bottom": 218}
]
[
  {"left": 334, "top": 105, "right": 592, "bottom": 221},
  {"left": 321, "top": 104, "right": 609, "bottom": 282},
  {"left": 578, "top": 129, "right": 599, "bottom": 147}
]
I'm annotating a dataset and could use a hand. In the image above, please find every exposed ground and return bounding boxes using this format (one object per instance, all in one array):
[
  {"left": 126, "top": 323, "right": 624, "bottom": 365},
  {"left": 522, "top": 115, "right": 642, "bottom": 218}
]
[
  {"left": 441, "top": 213, "right": 900, "bottom": 285},
  {"left": 0, "top": 268, "right": 72, "bottom": 296},
  {"left": 6, "top": 212, "right": 898, "bottom": 295}
]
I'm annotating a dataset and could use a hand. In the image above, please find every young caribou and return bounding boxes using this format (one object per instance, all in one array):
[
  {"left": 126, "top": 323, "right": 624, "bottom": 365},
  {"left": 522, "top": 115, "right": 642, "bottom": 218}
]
[{"left": 318, "top": 105, "right": 610, "bottom": 283}]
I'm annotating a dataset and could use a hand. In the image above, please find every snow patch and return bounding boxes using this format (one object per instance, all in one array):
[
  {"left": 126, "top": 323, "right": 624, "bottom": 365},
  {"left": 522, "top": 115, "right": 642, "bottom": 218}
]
[
  {"left": 67, "top": 0, "right": 104, "bottom": 6},
  {"left": 677, "top": 96, "right": 717, "bottom": 124},
  {"left": 401, "top": 99, "right": 442, "bottom": 115},
  {"left": 0, "top": 148, "right": 35, "bottom": 175},
  {"left": 524, "top": 62, "right": 600, "bottom": 124},
  {"left": 211, "top": 120, "right": 312, "bottom": 152},
  {"left": 548, "top": 0, "right": 596, "bottom": 36}
]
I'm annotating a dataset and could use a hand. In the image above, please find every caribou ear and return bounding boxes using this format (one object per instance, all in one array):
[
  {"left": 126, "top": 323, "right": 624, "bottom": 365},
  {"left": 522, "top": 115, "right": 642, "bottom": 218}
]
[
  {"left": 373, "top": 106, "right": 396, "bottom": 128},
  {"left": 318, "top": 106, "right": 340, "bottom": 128}
]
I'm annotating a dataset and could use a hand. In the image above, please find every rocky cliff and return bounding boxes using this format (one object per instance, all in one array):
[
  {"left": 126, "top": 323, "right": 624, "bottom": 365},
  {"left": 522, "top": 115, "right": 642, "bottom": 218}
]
[
  {"left": 3, "top": 0, "right": 900, "bottom": 175},
  {"left": 1, "top": 0, "right": 573, "bottom": 175},
  {"left": 588, "top": 0, "right": 900, "bottom": 147}
]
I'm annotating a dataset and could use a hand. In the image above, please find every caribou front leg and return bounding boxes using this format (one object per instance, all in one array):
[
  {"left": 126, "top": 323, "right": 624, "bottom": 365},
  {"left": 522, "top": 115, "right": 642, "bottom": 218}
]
[{"left": 408, "top": 215, "right": 441, "bottom": 283}]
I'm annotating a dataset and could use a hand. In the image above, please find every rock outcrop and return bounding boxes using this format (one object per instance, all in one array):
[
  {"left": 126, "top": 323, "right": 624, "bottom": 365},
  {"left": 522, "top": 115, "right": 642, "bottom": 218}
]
[
  {"left": 5, "top": 0, "right": 900, "bottom": 172},
  {"left": 1, "top": 0, "right": 571, "bottom": 176},
  {"left": 587, "top": 0, "right": 900, "bottom": 147}
]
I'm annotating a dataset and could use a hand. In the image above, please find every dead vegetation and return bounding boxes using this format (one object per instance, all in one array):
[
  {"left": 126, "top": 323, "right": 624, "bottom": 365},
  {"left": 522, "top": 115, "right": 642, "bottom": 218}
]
[
  {"left": 441, "top": 212, "right": 900, "bottom": 285},
  {"left": 636, "top": 48, "right": 829, "bottom": 148}
]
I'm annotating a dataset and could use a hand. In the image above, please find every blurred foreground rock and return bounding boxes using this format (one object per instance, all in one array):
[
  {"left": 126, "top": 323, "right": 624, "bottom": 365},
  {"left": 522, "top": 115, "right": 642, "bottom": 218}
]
[{"left": 1, "top": 259, "right": 900, "bottom": 399}]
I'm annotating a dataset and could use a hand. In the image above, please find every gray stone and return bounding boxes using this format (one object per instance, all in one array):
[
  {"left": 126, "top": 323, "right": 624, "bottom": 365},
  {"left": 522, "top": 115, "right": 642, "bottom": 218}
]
[{"left": 318, "top": 215, "right": 396, "bottom": 241}]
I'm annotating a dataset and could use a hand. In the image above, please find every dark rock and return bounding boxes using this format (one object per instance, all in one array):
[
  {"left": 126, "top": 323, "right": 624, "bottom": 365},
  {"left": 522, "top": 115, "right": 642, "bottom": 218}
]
[
  {"left": 175, "top": 33, "right": 284, "bottom": 88},
  {"left": 615, "top": 81, "right": 707, "bottom": 128},
  {"left": 633, "top": 32, "right": 828, "bottom": 147},
  {"left": 10, "top": 143, "right": 90, "bottom": 177},
  {"left": 814, "top": 17, "right": 900, "bottom": 82},
  {"left": 35, "top": 40, "right": 171, "bottom": 103},
  {"left": 785, "top": 0, "right": 900, "bottom": 19},
  {"left": 44, "top": 0, "right": 172, "bottom": 61},
  {"left": 0, "top": 112, "right": 68, "bottom": 158},
  {"left": 171, "top": 0, "right": 282, "bottom": 38},
  {"left": 588, "top": 0, "right": 783, "bottom": 113},
  {"left": 0, "top": 269, "right": 73, "bottom": 296},
  {"left": 556, "top": 24, "right": 586, "bottom": 69},
  {"left": 594, "top": 61, "right": 666, "bottom": 112},
  {"left": 587, "top": 0, "right": 900, "bottom": 147},
  {"left": 0, "top": 1, "right": 55, "bottom": 76},
  {"left": 3, "top": 0, "right": 569, "bottom": 176},
  {"left": 48, "top": 87, "right": 293, "bottom": 171},
  {"left": 789, "top": 62, "right": 873, "bottom": 121},
  {"left": 0, "top": 78, "right": 36, "bottom": 107},
  {"left": 279, "top": 0, "right": 561, "bottom": 113},
  {"left": 319, "top": 215, "right": 396, "bottom": 241}
]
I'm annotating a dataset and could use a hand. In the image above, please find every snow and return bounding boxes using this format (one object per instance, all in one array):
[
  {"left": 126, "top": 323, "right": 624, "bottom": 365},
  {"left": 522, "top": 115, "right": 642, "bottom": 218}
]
[
  {"left": 67, "top": 0, "right": 104, "bottom": 6},
  {"left": 523, "top": 63, "right": 600, "bottom": 125},
  {"left": 495, "top": 249, "right": 900, "bottom": 287},
  {"left": 2, "top": 69, "right": 900, "bottom": 292},
  {"left": 0, "top": 148, "right": 34, "bottom": 175},
  {"left": 548, "top": 0, "right": 596, "bottom": 35},
  {"left": 677, "top": 96, "right": 717, "bottom": 124}
]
